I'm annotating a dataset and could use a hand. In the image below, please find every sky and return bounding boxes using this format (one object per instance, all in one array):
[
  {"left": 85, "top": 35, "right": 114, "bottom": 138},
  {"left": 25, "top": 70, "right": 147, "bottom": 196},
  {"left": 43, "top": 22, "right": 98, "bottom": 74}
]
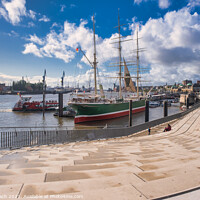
[{"left": 0, "top": 0, "right": 200, "bottom": 89}]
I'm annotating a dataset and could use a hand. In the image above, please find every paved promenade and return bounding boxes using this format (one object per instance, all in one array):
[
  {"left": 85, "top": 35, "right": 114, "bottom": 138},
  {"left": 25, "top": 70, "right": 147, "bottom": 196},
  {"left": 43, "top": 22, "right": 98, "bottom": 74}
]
[{"left": 0, "top": 108, "right": 200, "bottom": 199}]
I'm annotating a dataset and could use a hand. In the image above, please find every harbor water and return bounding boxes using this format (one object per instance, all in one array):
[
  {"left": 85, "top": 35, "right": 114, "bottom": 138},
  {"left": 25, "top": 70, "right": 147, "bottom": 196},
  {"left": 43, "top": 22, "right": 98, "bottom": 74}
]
[{"left": 0, "top": 93, "right": 181, "bottom": 131}]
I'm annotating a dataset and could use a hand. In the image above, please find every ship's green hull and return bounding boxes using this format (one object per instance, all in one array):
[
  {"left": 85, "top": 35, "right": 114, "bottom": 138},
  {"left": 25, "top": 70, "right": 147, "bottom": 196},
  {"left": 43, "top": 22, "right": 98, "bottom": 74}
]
[{"left": 69, "top": 100, "right": 145, "bottom": 123}]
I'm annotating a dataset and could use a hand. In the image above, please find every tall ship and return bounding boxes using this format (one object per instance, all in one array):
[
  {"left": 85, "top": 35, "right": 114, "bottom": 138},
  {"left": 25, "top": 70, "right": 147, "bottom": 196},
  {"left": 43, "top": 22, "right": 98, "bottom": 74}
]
[{"left": 69, "top": 15, "right": 145, "bottom": 124}]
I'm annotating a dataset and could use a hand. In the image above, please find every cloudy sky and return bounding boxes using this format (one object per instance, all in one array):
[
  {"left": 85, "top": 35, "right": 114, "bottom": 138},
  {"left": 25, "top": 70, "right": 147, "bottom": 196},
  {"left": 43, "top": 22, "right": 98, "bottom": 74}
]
[{"left": 0, "top": 0, "right": 200, "bottom": 88}]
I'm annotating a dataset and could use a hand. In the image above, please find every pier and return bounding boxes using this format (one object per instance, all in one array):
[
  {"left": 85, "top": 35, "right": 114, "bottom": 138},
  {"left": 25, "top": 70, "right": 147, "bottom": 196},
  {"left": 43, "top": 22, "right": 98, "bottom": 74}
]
[{"left": 0, "top": 105, "right": 200, "bottom": 199}]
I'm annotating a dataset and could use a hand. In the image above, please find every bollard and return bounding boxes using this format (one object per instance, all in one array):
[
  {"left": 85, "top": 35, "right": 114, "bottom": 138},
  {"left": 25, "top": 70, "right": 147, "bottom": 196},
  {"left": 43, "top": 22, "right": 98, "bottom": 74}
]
[
  {"left": 145, "top": 100, "right": 149, "bottom": 122},
  {"left": 129, "top": 100, "right": 132, "bottom": 127},
  {"left": 58, "top": 93, "right": 63, "bottom": 117},
  {"left": 186, "top": 97, "right": 189, "bottom": 109},
  {"left": 163, "top": 101, "right": 168, "bottom": 117}
]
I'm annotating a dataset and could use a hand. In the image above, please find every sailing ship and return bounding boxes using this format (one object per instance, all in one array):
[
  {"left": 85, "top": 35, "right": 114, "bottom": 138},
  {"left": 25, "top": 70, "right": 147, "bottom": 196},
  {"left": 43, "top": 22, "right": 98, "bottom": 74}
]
[{"left": 69, "top": 15, "right": 145, "bottom": 124}]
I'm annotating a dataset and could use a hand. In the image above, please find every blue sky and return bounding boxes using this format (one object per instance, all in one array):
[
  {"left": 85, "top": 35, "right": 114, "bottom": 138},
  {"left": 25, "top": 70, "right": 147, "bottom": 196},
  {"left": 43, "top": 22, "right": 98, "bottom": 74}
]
[{"left": 0, "top": 0, "right": 200, "bottom": 88}]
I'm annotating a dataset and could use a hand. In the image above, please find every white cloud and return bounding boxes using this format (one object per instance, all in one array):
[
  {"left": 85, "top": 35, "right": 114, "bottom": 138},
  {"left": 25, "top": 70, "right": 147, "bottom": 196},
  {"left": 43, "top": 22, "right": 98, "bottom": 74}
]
[
  {"left": 51, "top": 22, "right": 59, "bottom": 28},
  {"left": 159, "top": 0, "right": 170, "bottom": 9},
  {"left": 131, "top": 8, "right": 200, "bottom": 85},
  {"left": 27, "top": 21, "right": 35, "bottom": 27},
  {"left": 0, "top": 0, "right": 39, "bottom": 25},
  {"left": 0, "top": 0, "right": 26, "bottom": 25},
  {"left": 39, "top": 15, "right": 50, "bottom": 22},
  {"left": 70, "top": 4, "right": 76, "bottom": 8},
  {"left": 60, "top": 4, "right": 66, "bottom": 12},
  {"left": 50, "top": 22, "right": 63, "bottom": 30},
  {"left": 22, "top": 43, "right": 43, "bottom": 57},
  {"left": 22, "top": 19, "right": 119, "bottom": 87},
  {"left": 28, "top": 10, "right": 36, "bottom": 20},
  {"left": 134, "top": 0, "right": 170, "bottom": 9},
  {"left": 23, "top": 30, "right": 76, "bottom": 63},
  {"left": 0, "top": 7, "right": 8, "bottom": 20},
  {"left": 26, "top": 34, "right": 44, "bottom": 45},
  {"left": 77, "top": 63, "right": 83, "bottom": 69},
  {"left": 188, "top": 0, "right": 200, "bottom": 8},
  {"left": 7, "top": 30, "right": 19, "bottom": 37},
  {"left": 0, "top": 73, "right": 21, "bottom": 83},
  {"left": 134, "top": 0, "right": 146, "bottom": 4}
]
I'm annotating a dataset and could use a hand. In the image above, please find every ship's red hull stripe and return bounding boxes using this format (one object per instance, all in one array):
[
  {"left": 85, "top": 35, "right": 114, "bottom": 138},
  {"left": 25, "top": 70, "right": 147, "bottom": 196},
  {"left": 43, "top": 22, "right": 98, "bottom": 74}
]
[{"left": 74, "top": 106, "right": 145, "bottom": 123}]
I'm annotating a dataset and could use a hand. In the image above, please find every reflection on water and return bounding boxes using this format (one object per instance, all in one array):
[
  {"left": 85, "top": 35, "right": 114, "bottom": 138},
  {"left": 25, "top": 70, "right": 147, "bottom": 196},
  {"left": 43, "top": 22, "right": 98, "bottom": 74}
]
[
  {"left": 0, "top": 93, "right": 181, "bottom": 130},
  {"left": 0, "top": 109, "right": 12, "bottom": 113}
]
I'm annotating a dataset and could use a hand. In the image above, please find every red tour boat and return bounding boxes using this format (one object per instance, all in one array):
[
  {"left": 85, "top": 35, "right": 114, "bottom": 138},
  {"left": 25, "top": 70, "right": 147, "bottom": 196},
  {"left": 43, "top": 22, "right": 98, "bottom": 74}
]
[{"left": 12, "top": 96, "right": 58, "bottom": 111}]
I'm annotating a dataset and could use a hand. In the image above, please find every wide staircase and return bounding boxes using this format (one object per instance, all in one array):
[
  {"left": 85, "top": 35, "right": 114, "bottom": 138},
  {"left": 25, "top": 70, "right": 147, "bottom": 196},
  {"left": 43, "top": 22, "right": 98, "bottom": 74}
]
[{"left": 0, "top": 108, "right": 200, "bottom": 199}]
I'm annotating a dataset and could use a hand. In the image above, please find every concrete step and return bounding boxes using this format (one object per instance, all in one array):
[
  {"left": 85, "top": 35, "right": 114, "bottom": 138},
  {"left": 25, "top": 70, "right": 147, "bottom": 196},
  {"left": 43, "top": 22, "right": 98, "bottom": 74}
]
[
  {"left": 45, "top": 167, "right": 142, "bottom": 183},
  {"left": 74, "top": 157, "right": 128, "bottom": 165},
  {"left": 7, "top": 160, "right": 74, "bottom": 169},
  {"left": 18, "top": 174, "right": 146, "bottom": 198},
  {"left": 134, "top": 169, "right": 200, "bottom": 199},
  {"left": 0, "top": 173, "right": 45, "bottom": 185},
  {"left": 0, "top": 166, "right": 62, "bottom": 176}
]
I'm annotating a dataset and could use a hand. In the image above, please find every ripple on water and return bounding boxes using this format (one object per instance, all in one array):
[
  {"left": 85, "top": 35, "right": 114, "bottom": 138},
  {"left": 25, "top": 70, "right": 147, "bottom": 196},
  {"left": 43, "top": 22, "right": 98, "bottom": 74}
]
[{"left": 0, "top": 109, "right": 12, "bottom": 113}]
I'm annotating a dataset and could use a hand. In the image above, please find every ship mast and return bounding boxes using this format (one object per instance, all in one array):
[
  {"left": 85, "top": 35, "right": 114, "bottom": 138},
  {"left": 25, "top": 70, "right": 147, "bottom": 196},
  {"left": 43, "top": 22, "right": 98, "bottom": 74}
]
[
  {"left": 93, "top": 15, "right": 97, "bottom": 95},
  {"left": 76, "top": 15, "right": 98, "bottom": 95},
  {"left": 109, "top": 11, "right": 134, "bottom": 98},
  {"left": 61, "top": 71, "right": 65, "bottom": 89},
  {"left": 136, "top": 28, "right": 139, "bottom": 98},
  {"left": 118, "top": 10, "right": 122, "bottom": 99},
  {"left": 42, "top": 69, "right": 46, "bottom": 117}
]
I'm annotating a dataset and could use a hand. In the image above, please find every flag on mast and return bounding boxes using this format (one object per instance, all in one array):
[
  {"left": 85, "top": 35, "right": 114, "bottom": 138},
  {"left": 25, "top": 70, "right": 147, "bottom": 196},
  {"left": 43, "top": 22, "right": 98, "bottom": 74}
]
[{"left": 17, "top": 92, "right": 21, "bottom": 97}]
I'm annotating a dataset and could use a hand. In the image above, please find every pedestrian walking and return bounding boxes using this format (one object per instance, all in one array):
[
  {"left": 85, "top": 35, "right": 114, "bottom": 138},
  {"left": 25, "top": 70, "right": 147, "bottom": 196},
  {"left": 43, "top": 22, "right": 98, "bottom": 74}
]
[{"left": 148, "top": 127, "right": 151, "bottom": 135}]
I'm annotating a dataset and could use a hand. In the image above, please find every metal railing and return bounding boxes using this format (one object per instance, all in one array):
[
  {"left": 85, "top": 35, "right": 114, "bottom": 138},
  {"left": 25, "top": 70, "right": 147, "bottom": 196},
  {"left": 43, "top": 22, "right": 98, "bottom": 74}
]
[{"left": 0, "top": 129, "right": 72, "bottom": 149}]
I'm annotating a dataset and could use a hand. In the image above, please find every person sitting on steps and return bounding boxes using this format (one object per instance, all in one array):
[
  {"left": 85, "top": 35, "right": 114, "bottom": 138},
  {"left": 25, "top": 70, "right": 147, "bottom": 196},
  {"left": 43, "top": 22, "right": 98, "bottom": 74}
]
[{"left": 164, "top": 124, "right": 171, "bottom": 132}]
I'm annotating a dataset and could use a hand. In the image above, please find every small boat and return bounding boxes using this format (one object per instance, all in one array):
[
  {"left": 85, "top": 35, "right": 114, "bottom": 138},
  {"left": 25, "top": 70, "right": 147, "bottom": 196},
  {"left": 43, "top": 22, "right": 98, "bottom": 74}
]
[
  {"left": 13, "top": 96, "right": 58, "bottom": 111},
  {"left": 149, "top": 101, "right": 160, "bottom": 108},
  {"left": 54, "top": 106, "right": 76, "bottom": 117}
]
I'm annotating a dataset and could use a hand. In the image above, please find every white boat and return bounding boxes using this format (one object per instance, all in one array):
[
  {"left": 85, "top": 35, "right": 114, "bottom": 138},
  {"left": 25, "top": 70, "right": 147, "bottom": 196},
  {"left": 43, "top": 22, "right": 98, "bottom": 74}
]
[{"left": 149, "top": 101, "right": 160, "bottom": 108}]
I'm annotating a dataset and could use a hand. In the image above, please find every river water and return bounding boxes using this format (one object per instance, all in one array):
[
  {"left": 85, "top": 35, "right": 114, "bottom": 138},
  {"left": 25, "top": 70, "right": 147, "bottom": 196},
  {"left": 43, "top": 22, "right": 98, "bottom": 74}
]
[{"left": 0, "top": 93, "right": 181, "bottom": 131}]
